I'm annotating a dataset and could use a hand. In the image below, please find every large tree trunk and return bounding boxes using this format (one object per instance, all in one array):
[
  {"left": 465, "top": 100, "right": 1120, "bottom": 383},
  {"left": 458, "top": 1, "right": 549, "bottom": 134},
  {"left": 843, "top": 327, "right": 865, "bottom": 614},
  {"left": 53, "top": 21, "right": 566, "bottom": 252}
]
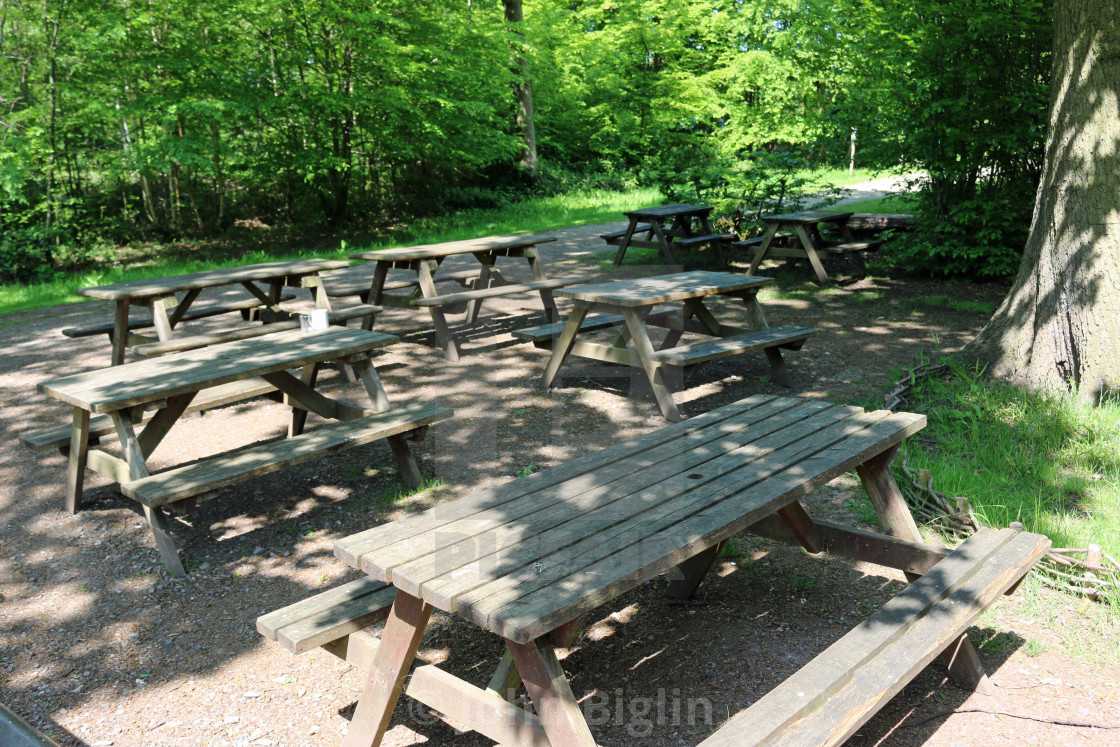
[
  {"left": 503, "top": 0, "right": 538, "bottom": 180},
  {"left": 963, "top": 0, "right": 1120, "bottom": 402}
]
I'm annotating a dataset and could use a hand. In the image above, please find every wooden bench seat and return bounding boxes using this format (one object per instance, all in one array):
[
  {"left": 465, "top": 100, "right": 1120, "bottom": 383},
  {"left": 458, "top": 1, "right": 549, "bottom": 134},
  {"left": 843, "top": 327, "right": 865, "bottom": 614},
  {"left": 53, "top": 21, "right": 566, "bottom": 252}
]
[
  {"left": 411, "top": 276, "right": 588, "bottom": 309},
  {"left": 671, "top": 232, "right": 737, "bottom": 249},
  {"left": 258, "top": 576, "right": 397, "bottom": 653},
  {"left": 732, "top": 232, "right": 793, "bottom": 249},
  {"left": 131, "top": 305, "right": 382, "bottom": 356},
  {"left": 647, "top": 325, "right": 814, "bottom": 388},
  {"left": 20, "top": 375, "right": 298, "bottom": 453},
  {"left": 325, "top": 269, "right": 481, "bottom": 302},
  {"left": 121, "top": 401, "right": 452, "bottom": 508},
  {"left": 511, "top": 306, "right": 681, "bottom": 346},
  {"left": 61, "top": 294, "right": 295, "bottom": 338},
  {"left": 698, "top": 526, "right": 1050, "bottom": 747},
  {"left": 823, "top": 239, "right": 882, "bottom": 255},
  {"left": 847, "top": 213, "right": 914, "bottom": 230},
  {"left": 600, "top": 224, "right": 652, "bottom": 243}
]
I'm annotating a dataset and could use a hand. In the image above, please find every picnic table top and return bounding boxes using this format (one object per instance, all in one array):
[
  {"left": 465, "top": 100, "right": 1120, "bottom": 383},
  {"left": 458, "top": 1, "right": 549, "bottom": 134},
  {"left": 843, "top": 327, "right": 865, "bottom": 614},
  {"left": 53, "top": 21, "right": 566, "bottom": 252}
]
[
  {"left": 334, "top": 395, "right": 925, "bottom": 644},
  {"left": 556, "top": 270, "right": 772, "bottom": 307},
  {"left": 75, "top": 259, "right": 351, "bottom": 301},
  {"left": 348, "top": 233, "right": 558, "bottom": 262},
  {"left": 39, "top": 326, "right": 396, "bottom": 413},
  {"left": 623, "top": 203, "right": 713, "bottom": 220},
  {"left": 761, "top": 209, "right": 854, "bottom": 225}
]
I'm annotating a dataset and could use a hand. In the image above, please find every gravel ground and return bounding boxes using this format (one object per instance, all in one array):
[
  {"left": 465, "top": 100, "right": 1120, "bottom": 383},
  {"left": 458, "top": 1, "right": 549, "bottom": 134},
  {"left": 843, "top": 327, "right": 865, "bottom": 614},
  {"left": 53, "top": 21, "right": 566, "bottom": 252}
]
[{"left": 1, "top": 224, "right": 1118, "bottom": 746}]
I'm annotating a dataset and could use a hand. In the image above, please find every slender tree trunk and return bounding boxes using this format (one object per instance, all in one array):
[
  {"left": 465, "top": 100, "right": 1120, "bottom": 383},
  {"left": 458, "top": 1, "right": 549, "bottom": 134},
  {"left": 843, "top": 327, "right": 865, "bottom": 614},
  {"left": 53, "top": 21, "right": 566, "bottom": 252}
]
[
  {"left": 503, "top": 0, "right": 538, "bottom": 180},
  {"left": 963, "top": 0, "right": 1120, "bottom": 402}
]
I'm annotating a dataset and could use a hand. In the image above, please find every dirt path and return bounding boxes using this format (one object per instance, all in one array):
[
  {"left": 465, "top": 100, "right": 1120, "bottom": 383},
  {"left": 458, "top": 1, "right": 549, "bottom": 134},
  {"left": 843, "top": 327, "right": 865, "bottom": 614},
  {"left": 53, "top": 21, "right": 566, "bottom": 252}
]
[{"left": 1, "top": 224, "right": 1117, "bottom": 746}]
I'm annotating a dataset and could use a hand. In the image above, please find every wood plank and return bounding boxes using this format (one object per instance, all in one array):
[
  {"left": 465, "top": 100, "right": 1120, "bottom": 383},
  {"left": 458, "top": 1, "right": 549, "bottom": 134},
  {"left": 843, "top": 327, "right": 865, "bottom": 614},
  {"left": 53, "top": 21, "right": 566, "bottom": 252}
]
[
  {"left": 334, "top": 395, "right": 784, "bottom": 566},
  {"left": 61, "top": 294, "right": 297, "bottom": 337},
  {"left": 649, "top": 326, "right": 815, "bottom": 367},
  {"left": 411, "top": 277, "right": 588, "bottom": 307},
  {"left": 672, "top": 232, "right": 736, "bottom": 248},
  {"left": 75, "top": 260, "right": 349, "bottom": 301},
  {"left": 745, "top": 514, "right": 951, "bottom": 575},
  {"left": 454, "top": 407, "right": 898, "bottom": 632},
  {"left": 557, "top": 271, "right": 773, "bottom": 308},
  {"left": 348, "top": 233, "right": 557, "bottom": 262},
  {"left": 369, "top": 398, "right": 830, "bottom": 593},
  {"left": 38, "top": 327, "right": 396, "bottom": 412},
  {"left": 121, "top": 402, "right": 452, "bottom": 507},
  {"left": 761, "top": 210, "right": 853, "bottom": 226},
  {"left": 257, "top": 577, "right": 393, "bottom": 641},
  {"left": 697, "top": 529, "right": 1051, "bottom": 747},
  {"left": 512, "top": 306, "right": 682, "bottom": 343},
  {"left": 260, "top": 581, "right": 399, "bottom": 653},
  {"left": 482, "top": 411, "right": 925, "bottom": 642},
  {"left": 132, "top": 305, "right": 381, "bottom": 356}
]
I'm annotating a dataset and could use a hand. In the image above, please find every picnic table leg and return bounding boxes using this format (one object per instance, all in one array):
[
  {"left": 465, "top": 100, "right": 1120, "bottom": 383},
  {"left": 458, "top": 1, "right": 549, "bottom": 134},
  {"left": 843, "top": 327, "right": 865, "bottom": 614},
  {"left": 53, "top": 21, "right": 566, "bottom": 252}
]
[
  {"left": 522, "top": 246, "right": 562, "bottom": 322},
  {"left": 342, "top": 591, "right": 433, "bottom": 747},
  {"left": 506, "top": 638, "right": 597, "bottom": 747},
  {"left": 485, "top": 650, "right": 523, "bottom": 702},
  {"left": 110, "top": 411, "right": 186, "bottom": 576},
  {"left": 168, "top": 288, "right": 202, "bottom": 326},
  {"left": 541, "top": 305, "right": 589, "bottom": 389},
  {"left": 748, "top": 223, "right": 780, "bottom": 276},
  {"left": 622, "top": 307, "right": 681, "bottom": 422},
  {"left": 369, "top": 262, "right": 390, "bottom": 307},
  {"left": 731, "top": 288, "right": 770, "bottom": 331},
  {"left": 466, "top": 257, "right": 497, "bottom": 323},
  {"left": 351, "top": 358, "right": 392, "bottom": 413},
  {"left": 289, "top": 363, "right": 320, "bottom": 437},
  {"left": 666, "top": 540, "right": 725, "bottom": 599},
  {"left": 794, "top": 225, "right": 831, "bottom": 285},
  {"left": 149, "top": 295, "right": 178, "bottom": 340},
  {"left": 649, "top": 220, "right": 681, "bottom": 268},
  {"left": 110, "top": 300, "right": 131, "bottom": 365},
  {"left": 65, "top": 407, "right": 91, "bottom": 513},
  {"left": 612, "top": 218, "right": 640, "bottom": 266},
  {"left": 658, "top": 305, "right": 692, "bottom": 350},
  {"left": 857, "top": 446, "right": 993, "bottom": 694},
  {"left": 416, "top": 260, "right": 462, "bottom": 362}
]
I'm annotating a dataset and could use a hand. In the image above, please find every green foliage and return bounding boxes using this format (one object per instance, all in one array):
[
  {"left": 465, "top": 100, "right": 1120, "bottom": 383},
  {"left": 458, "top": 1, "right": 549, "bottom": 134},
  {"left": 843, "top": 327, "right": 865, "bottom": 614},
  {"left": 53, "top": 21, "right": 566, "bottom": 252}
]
[
  {"left": 899, "top": 361, "right": 1120, "bottom": 557},
  {"left": 848, "top": 0, "right": 1052, "bottom": 277}
]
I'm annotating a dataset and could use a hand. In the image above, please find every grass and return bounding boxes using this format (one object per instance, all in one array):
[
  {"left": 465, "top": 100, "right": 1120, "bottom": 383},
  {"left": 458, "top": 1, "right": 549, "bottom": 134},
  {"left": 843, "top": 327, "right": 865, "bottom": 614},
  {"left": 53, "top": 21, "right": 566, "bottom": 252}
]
[
  {"left": 0, "top": 186, "right": 661, "bottom": 315},
  {"left": 834, "top": 194, "right": 918, "bottom": 213},
  {"left": 897, "top": 361, "right": 1120, "bottom": 558}
]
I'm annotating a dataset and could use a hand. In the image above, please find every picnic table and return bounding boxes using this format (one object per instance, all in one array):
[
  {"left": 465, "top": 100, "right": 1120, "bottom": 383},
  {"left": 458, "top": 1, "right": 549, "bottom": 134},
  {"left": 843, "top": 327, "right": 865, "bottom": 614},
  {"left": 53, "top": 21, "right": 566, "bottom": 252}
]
[
  {"left": 514, "top": 270, "right": 816, "bottom": 422},
  {"left": 602, "top": 203, "right": 735, "bottom": 267},
  {"left": 67, "top": 258, "right": 357, "bottom": 365},
  {"left": 748, "top": 210, "right": 882, "bottom": 284},
  {"left": 32, "top": 326, "right": 451, "bottom": 575},
  {"left": 344, "top": 233, "right": 587, "bottom": 362},
  {"left": 258, "top": 395, "right": 1050, "bottom": 747}
]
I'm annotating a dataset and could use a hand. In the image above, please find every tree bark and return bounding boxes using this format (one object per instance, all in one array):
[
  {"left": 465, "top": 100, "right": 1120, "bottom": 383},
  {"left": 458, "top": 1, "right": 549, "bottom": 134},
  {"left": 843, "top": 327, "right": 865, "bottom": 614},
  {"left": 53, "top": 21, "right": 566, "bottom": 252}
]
[
  {"left": 963, "top": 0, "right": 1120, "bottom": 402},
  {"left": 503, "top": 0, "right": 538, "bottom": 180}
]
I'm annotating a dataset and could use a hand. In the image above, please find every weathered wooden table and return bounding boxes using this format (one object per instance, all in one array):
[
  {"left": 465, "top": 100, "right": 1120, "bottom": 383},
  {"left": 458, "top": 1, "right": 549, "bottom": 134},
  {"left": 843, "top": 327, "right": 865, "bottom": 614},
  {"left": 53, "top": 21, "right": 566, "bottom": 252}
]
[
  {"left": 519, "top": 270, "right": 815, "bottom": 422},
  {"left": 306, "top": 395, "right": 1048, "bottom": 747},
  {"left": 749, "top": 210, "right": 881, "bottom": 284},
  {"left": 70, "top": 258, "right": 351, "bottom": 365},
  {"left": 603, "top": 203, "right": 735, "bottom": 267},
  {"left": 347, "top": 233, "right": 586, "bottom": 362},
  {"left": 36, "top": 326, "right": 451, "bottom": 575}
]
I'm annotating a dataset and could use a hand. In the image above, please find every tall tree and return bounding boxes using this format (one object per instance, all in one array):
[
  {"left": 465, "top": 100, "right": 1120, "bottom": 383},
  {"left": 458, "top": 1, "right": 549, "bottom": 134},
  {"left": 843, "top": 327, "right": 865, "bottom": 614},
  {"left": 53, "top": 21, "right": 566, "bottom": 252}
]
[
  {"left": 963, "top": 0, "right": 1119, "bottom": 401},
  {"left": 504, "top": 0, "right": 538, "bottom": 179}
]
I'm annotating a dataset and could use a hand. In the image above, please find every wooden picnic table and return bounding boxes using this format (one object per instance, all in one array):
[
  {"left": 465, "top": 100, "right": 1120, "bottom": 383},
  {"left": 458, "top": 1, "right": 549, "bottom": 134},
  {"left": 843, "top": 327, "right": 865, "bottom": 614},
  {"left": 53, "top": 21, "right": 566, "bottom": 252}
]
[
  {"left": 346, "top": 233, "right": 587, "bottom": 362},
  {"left": 307, "top": 395, "right": 1048, "bottom": 747},
  {"left": 35, "top": 326, "right": 451, "bottom": 575},
  {"left": 515, "top": 270, "right": 816, "bottom": 422},
  {"left": 603, "top": 203, "right": 735, "bottom": 267},
  {"left": 748, "top": 210, "right": 881, "bottom": 284},
  {"left": 71, "top": 258, "right": 352, "bottom": 365}
]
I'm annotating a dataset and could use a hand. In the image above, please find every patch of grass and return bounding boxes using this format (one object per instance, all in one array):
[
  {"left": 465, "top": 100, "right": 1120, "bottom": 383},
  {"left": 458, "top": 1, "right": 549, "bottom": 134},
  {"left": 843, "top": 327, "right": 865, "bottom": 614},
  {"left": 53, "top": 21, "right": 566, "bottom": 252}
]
[
  {"left": 834, "top": 194, "right": 918, "bottom": 213},
  {"left": 0, "top": 186, "right": 662, "bottom": 315},
  {"left": 845, "top": 496, "right": 881, "bottom": 526},
  {"left": 1023, "top": 638, "right": 1047, "bottom": 657},
  {"left": 899, "top": 361, "right": 1120, "bottom": 558},
  {"left": 718, "top": 539, "right": 741, "bottom": 558},
  {"left": 352, "top": 477, "right": 444, "bottom": 512},
  {"left": 905, "top": 294, "right": 998, "bottom": 315},
  {"left": 515, "top": 465, "right": 540, "bottom": 478},
  {"left": 787, "top": 570, "right": 817, "bottom": 591}
]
